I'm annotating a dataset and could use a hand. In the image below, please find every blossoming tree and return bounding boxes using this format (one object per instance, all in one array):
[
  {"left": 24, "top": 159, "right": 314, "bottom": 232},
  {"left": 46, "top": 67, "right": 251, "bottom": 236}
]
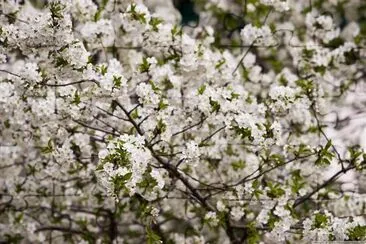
[{"left": 1, "top": 0, "right": 366, "bottom": 243}]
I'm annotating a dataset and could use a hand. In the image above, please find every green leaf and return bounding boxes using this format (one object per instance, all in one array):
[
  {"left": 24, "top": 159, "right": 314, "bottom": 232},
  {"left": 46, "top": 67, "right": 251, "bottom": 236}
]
[
  {"left": 4, "top": 233, "right": 24, "bottom": 244},
  {"left": 27, "top": 164, "right": 37, "bottom": 176},
  {"left": 267, "top": 211, "right": 280, "bottom": 230},
  {"left": 302, "top": 49, "right": 314, "bottom": 59},
  {"left": 49, "top": 2, "right": 64, "bottom": 19},
  {"left": 171, "top": 25, "right": 182, "bottom": 37},
  {"left": 290, "top": 170, "right": 305, "bottom": 193},
  {"left": 246, "top": 221, "right": 261, "bottom": 244},
  {"left": 231, "top": 160, "right": 246, "bottom": 171},
  {"left": 324, "top": 140, "right": 332, "bottom": 151},
  {"left": 209, "top": 99, "right": 220, "bottom": 113},
  {"left": 71, "top": 90, "right": 81, "bottom": 105},
  {"left": 162, "top": 78, "right": 174, "bottom": 90},
  {"left": 215, "top": 59, "right": 226, "bottom": 69},
  {"left": 111, "top": 172, "right": 133, "bottom": 195},
  {"left": 139, "top": 57, "right": 150, "bottom": 73},
  {"left": 315, "top": 141, "right": 334, "bottom": 166},
  {"left": 324, "top": 37, "right": 344, "bottom": 49},
  {"left": 55, "top": 56, "right": 68, "bottom": 67},
  {"left": 269, "top": 154, "right": 285, "bottom": 165},
  {"left": 149, "top": 80, "right": 160, "bottom": 92},
  {"left": 95, "top": 163, "right": 105, "bottom": 171},
  {"left": 40, "top": 139, "right": 54, "bottom": 154},
  {"left": 313, "top": 213, "right": 328, "bottom": 229},
  {"left": 93, "top": 0, "right": 110, "bottom": 22},
  {"left": 100, "top": 65, "right": 108, "bottom": 75},
  {"left": 295, "top": 79, "right": 313, "bottom": 92},
  {"left": 128, "top": 4, "right": 147, "bottom": 24},
  {"left": 344, "top": 49, "right": 360, "bottom": 65},
  {"left": 158, "top": 100, "right": 168, "bottom": 110},
  {"left": 150, "top": 17, "right": 163, "bottom": 32},
  {"left": 131, "top": 109, "right": 139, "bottom": 119},
  {"left": 347, "top": 225, "right": 366, "bottom": 240},
  {"left": 230, "top": 92, "right": 240, "bottom": 100},
  {"left": 252, "top": 179, "right": 263, "bottom": 199},
  {"left": 94, "top": 9, "right": 102, "bottom": 22},
  {"left": 314, "top": 65, "right": 326, "bottom": 75},
  {"left": 146, "top": 226, "right": 161, "bottom": 244},
  {"left": 14, "top": 213, "right": 23, "bottom": 224},
  {"left": 156, "top": 119, "right": 167, "bottom": 134},
  {"left": 266, "top": 182, "right": 285, "bottom": 198},
  {"left": 233, "top": 126, "right": 253, "bottom": 141},
  {"left": 295, "top": 144, "right": 312, "bottom": 156},
  {"left": 4, "top": 119, "right": 10, "bottom": 128},
  {"left": 198, "top": 84, "right": 206, "bottom": 95},
  {"left": 113, "top": 76, "right": 122, "bottom": 88}
]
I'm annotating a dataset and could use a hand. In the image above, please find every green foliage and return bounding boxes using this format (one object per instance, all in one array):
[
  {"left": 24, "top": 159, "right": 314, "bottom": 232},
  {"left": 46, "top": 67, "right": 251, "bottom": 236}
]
[
  {"left": 171, "top": 25, "right": 182, "bottom": 37},
  {"left": 111, "top": 172, "right": 133, "bottom": 195},
  {"left": 40, "top": 139, "right": 54, "bottom": 154},
  {"left": 198, "top": 84, "right": 206, "bottom": 95},
  {"left": 230, "top": 92, "right": 240, "bottom": 100},
  {"left": 158, "top": 100, "right": 168, "bottom": 111},
  {"left": 294, "top": 144, "right": 313, "bottom": 157},
  {"left": 344, "top": 49, "right": 360, "bottom": 65},
  {"left": 161, "top": 78, "right": 174, "bottom": 90},
  {"left": 149, "top": 80, "right": 160, "bottom": 92},
  {"left": 55, "top": 56, "right": 69, "bottom": 67},
  {"left": 209, "top": 99, "right": 220, "bottom": 113},
  {"left": 150, "top": 17, "right": 163, "bottom": 32},
  {"left": 14, "top": 213, "right": 23, "bottom": 224},
  {"left": 266, "top": 182, "right": 285, "bottom": 198},
  {"left": 26, "top": 164, "right": 37, "bottom": 176},
  {"left": 139, "top": 57, "right": 150, "bottom": 73},
  {"left": 146, "top": 226, "right": 161, "bottom": 244},
  {"left": 71, "top": 90, "right": 81, "bottom": 105},
  {"left": 113, "top": 76, "right": 122, "bottom": 88},
  {"left": 302, "top": 48, "right": 315, "bottom": 59},
  {"left": 314, "top": 65, "right": 326, "bottom": 75},
  {"left": 267, "top": 211, "right": 281, "bottom": 230},
  {"left": 49, "top": 1, "right": 64, "bottom": 19},
  {"left": 296, "top": 79, "right": 314, "bottom": 93},
  {"left": 324, "top": 37, "right": 344, "bottom": 49},
  {"left": 5, "top": 11, "right": 19, "bottom": 24},
  {"left": 314, "top": 140, "right": 334, "bottom": 166},
  {"left": 215, "top": 59, "right": 226, "bottom": 69},
  {"left": 246, "top": 221, "right": 261, "bottom": 244},
  {"left": 100, "top": 65, "right": 108, "bottom": 75},
  {"left": 131, "top": 109, "right": 139, "bottom": 119},
  {"left": 290, "top": 169, "right": 306, "bottom": 194},
  {"left": 347, "top": 225, "right": 366, "bottom": 240},
  {"left": 233, "top": 126, "right": 254, "bottom": 141},
  {"left": 4, "top": 119, "right": 10, "bottom": 128},
  {"left": 94, "top": 0, "right": 109, "bottom": 21},
  {"left": 269, "top": 153, "right": 285, "bottom": 165},
  {"left": 94, "top": 10, "right": 103, "bottom": 22},
  {"left": 252, "top": 179, "right": 263, "bottom": 199},
  {"left": 231, "top": 160, "right": 246, "bottom": 171},
  {"left": 128, "top": 4, "right": 147, "bottom": 24},
  {"left": 96, "top": 142, "right": 131, "bottom": 171},
  {"left": 155, "top": 119, "right": 167, "bottom": 134},
  {"left": 278, "top": 75, "right": 288, "bottom": 86},
  {"left": 349, "top": 147, "right": 366, "bottom": 170},
  {"left": 313, "top": 213, "right": 328, "bottom": 229},
  {"left": 4, "top": 233, "right": 24, "bottom": 244}
]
